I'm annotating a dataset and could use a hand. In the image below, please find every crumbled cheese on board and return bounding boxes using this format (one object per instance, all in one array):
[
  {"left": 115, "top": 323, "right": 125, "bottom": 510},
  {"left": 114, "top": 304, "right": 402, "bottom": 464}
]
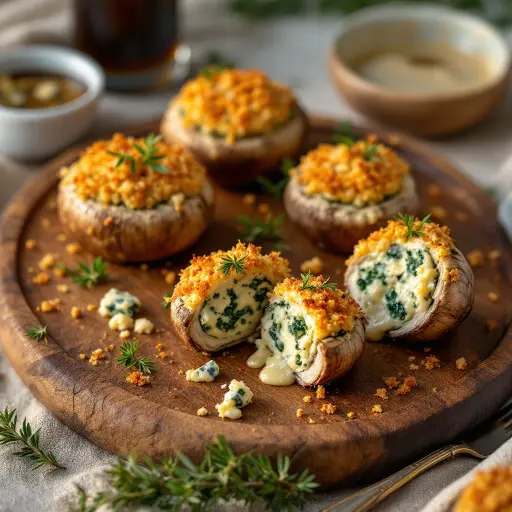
[
  {"left": 186, "top": 360, "right": 219, "bottom": 383},
  {"left": 134, "top": 318, "right": 154, "bottom": 334},
  {"left": 216, "top": 379, "right": 253, "bottom": 420},
  {"left": 99, "top": 289, "right": 141, "bottom": 318},
  {"left": 109, "top": 313, "right": 134, "bottom": 331}
]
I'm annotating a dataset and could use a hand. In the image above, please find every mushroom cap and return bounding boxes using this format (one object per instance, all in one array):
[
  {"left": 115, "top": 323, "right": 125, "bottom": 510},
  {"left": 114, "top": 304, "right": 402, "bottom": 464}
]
[
  {"left": 161, "top": 102, "right": 308, "bottom": 188},
  {"left": 295, "top": 317, "right": 366, "bottom": 387},
  {"left": 344, "top": 246, "right": 475, "bottom": 342},
  {"left": 284, "top": 174, "right": 419, "bottom": 253},
  {"left": 58, "top": 180, "right": 215, "bottom": 263}
]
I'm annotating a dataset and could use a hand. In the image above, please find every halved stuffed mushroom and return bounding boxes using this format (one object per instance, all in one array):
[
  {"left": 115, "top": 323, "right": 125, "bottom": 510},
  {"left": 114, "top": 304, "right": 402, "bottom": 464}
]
[
  {"left": 345, "top": 215, "right": 474, "bottom": 342},
  {"left": 248, "top": 273, "right": 365, "bottom": 387},
  {"left": 170, "top": 242, "right": 290, "bottom": 353},
  {"left": 161, "top": 68, "right": 307, "bottom": 188},
  {"left": 284, "top": 135, "right": 418, "bottom": 253},
  {"left": 58, "top": 133, "right": 214, "bottom": 263}
]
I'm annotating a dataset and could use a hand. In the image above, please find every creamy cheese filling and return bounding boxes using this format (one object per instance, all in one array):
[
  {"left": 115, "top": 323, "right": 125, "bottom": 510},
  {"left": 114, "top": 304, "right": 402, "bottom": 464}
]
[
  {"left": 190, "top": 273, "right": 272, "bottom": 351},
  {"left": 348, "top": 241, "right": 439, "bottom": 341}
]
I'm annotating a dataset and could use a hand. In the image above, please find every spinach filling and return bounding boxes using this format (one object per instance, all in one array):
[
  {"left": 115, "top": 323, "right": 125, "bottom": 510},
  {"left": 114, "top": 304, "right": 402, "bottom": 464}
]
[
  {"left": 357, "top": 262, "right": 387, "bottom": 291},
  {"left": 288, "top": 316, "right": 307, "bottom": 340},
  {"left": 406, "top": 249, "right": 424, "bottom": 276},
  {"left": 385, "top": 288, "right": 407, "bottom": 321},
  {"left": 215, "top": 288, "right": 254, "bottom": 333},
  {"left": 387, "top": 244, "right": 402, "bottom": 259},
  {"left": 269, "top": 320, "right": 284, "bottom": 351}
]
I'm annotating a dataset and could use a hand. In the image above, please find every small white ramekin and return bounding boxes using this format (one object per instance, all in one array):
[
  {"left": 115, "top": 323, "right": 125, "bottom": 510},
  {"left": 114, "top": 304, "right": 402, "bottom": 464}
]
[{"left": 0, "top": 45, "right": 105, "bottom": 160}]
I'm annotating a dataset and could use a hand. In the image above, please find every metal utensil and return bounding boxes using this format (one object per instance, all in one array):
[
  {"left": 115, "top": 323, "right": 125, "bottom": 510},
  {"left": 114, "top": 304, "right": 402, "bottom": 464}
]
[{"left": 323, "top": 397, "right": 512, "bottom": 512}]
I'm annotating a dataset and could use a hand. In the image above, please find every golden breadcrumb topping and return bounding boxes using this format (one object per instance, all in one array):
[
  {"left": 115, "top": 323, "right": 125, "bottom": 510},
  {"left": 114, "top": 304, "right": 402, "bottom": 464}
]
[
  {"left": 172, "top": 241, "right": 290, "bottom": 310},
  {"left": 292, "top": 135, "right": 410, "bottom": 206},
  {"left": 271, "top": 275, "right": 364, "bottom": 340},
  {"left": 173, "top": 69, "right": 296, "bottom": 143},
  {"left": 454, "top": 466, "right": 512, "bottom": 512},
  {"left": 347, "top": 218, "right": 454, "bottom": 266},
  {"left": 60, "top": 133, "right": 206, "bottom": 209}
]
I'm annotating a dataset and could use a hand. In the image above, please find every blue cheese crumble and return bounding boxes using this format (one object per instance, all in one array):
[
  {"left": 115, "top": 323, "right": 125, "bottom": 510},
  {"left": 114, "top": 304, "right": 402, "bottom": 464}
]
[
  {"left": 216, "top": 379, "right": 253, "bottom": 420},
  {"left": 186, "top": 360, "right": 219, "bottom": 383},
  {"left": 99, "top": 288, "right": 141, "bottom": 318}
]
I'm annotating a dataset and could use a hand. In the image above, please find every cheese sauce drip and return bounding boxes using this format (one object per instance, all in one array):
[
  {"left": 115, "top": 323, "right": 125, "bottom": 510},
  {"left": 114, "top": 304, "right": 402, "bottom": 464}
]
[{"left": 348, "top": 240, "right": 439, "bottom": 341}]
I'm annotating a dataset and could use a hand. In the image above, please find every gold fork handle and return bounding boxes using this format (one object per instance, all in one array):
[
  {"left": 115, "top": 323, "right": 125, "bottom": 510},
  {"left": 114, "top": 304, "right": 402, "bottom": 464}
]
[{"left": 322, "top": 443, "right": 483, "bottom": 512}]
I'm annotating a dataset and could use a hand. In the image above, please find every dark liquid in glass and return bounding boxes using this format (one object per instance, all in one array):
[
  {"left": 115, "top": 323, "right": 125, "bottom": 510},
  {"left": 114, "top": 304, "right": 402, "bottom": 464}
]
[{"left": 73, "top": 0, "right": 179, "bottom": 90}]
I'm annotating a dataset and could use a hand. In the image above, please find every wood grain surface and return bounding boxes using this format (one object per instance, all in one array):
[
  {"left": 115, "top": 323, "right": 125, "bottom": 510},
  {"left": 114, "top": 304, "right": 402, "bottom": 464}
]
[{"left": 0, "top": 117, "right": 511, "bottom": 488}]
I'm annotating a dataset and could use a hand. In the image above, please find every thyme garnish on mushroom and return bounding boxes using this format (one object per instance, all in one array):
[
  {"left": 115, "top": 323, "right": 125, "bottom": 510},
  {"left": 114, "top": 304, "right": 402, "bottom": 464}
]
[
  {"left": 161, "top": 292, "right": 172, "bottom": 309},
  {"left": 395, "top": 213, "right": 432, "bottom": 239},
  {"left": 331, "top": 120, "right": 354, "bottom": 146},
  {"left": 58, "top": 257, "right": 108, "bottom": 288},
  {"left": 73, "top": 436, "right": 318, "bottom": 512},
  {"left": 257, "top": 156, "right": 295, "bottom": 201},
  {"left": 218, "top": 255, "right": 247, "bottom": 275},
  {"left": 108, "top": 133, "right": 168, "bottom": 174},
  {"left": 236, "top": 214, "right": 288, "bottom": 251},
  {"left": 301, "top": 270, "right": 337, "bottom": 291},
  {"left": 24, "top": 325, "right": 48, "bottom": 344},
  {"left": 320, "top": 277, "right": 338, "bottom": 290},
  {"left": 0, "top": 407, "right": 65, "bottom": 470},
  {"left": 117, "top": 340, "right": 157, "bottom": 375}
]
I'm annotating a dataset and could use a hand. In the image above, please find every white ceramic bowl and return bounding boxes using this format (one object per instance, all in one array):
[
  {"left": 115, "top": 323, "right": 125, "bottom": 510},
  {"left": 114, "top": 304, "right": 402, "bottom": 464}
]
[
  {"left": 0, "top": 45, "right": 105, "bottom": 160},
  {"left": 329, "top": 4, "right": 511, "bottom": 136}
]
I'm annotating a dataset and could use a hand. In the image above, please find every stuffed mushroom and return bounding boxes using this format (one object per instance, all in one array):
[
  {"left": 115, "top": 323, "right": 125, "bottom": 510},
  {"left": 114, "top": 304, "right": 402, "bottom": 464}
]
[
  {"left": 58, "top": 133, "right": 214, "bottom": 263},
  {"left": 284, "top": 135, "right": 418, "bottom": 253},
  {"left": 161, "top": 68, "right": 307, "bottom": 188},
  {"left": 345, "top": 215, "right": 474, "bottom": 342},
  {"left": 248, "top": 274, "right": 365, "bottom": 387},
  {"left": 170, "top": 242, "right": 290, "bottom": 353}
]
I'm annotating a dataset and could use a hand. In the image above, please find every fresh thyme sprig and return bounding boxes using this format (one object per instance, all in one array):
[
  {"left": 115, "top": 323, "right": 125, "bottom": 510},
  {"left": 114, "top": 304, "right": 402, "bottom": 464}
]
[
  {"left": 395, "top": 213, "right": 432, "bottom": 238},
  {"left": 257, "top": 156, "right": 296, "bottom": 201},
  {"left": 218, "top": 255, "right": 247, "bottom": 275},
  {"left": 363, "top": 142, "right": 382, "bottom": 163},
  {"left": 162, "top": 292, "right": 172, "bottom": 309},
  {"left": 24, "top": 325, "right": 48, "bottom": 344},
  {"left": 320, "top": 277, "right": 337, "bottom": 290},
  {"left": 108, "top": 133, "right": 168, "bottom": 174},
  {"left": 331, "top": 120, "right": 355, "bottom": 146},
  {"left": 300, "top": 270, "right": 337, "bottom": 291},
  {"left": 73, "top": 436, "right": 318, "bottom": 512},
  {"left": 0, "top": 407, "right": 65, "bottom": 470},
  {"left": 237, "top": 214, "right": 288, "bottom": 251},
  {"left": 117, "top": 340, "right": 157, "bottom": 375},
  {"left": 58, "top": 257, "right": 108, "bottom": 288}
]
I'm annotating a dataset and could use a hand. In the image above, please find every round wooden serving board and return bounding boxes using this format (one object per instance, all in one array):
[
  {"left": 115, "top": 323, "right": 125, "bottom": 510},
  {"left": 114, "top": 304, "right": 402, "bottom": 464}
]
[{"left": 0, "top": 117, "right": 511, "bottom": 488}]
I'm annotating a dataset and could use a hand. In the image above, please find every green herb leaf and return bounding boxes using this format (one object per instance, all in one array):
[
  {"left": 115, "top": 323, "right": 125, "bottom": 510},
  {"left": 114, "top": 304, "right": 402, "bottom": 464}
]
[
  {"left": 300, "top": 270, "right": 316, "bottom": 291},
  {"left": 117, "top": 340, "right": 157, "bottom": 375},
  {"left": 332, "top": 121, "right": 355, "bottom": 146},
  {"left": 236, "top": 214, "right": 287, "bottom": 250},
  {"left": 320, "top": 277, "right": 337, "bottom": 290},
  {"left": 72, "top": 436, "right": 318, "bottom": 511},
  {"left": 395, "top": 213, "right": 432, "bottom": 239},
  {"left": 24, "top": 325, "right": 48, "bottom": 344},
  {"left": 363, "top": 142, "right": 382, "bottom": 163},
  {"left": 218, "top": 255, "right": 247, "bottom": 275},
  {"left": 161, "top": 292, "right": 172, "bottom": 309},
  {"left": 0, "top": 407, "right": 65, "bottom": 470},
  {"left": 257, "top": 156, "right": 295, "bottom": 201},
  {"left": 58, "top": 257, "right": 108, "bottom": 288}
]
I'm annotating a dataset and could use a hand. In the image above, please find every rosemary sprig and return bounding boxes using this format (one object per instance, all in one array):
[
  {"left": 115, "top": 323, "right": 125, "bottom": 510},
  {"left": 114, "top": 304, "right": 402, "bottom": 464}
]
[
  {"left": 117, "top": 340, "right": 157, "bottom": 375},
  {"left": 257, "top": 156, "right": 295, "bottom": 201},
  {"left": 320, "top": 277, "right": 337, "bottom": 290},
  {"left": 395, "top": 213, "right": 432, "bottom": 238},
  {"left": 108, "top": 133, "right": 168, "bottom": 174},
  {"left": 59, "top": 257, "right": 108, "bottom": 288},
  {"left": 300, "top": 270, "right": 316, "bottom": 291},
  {"left": 236, "top": 214, "right": 288, "bottom": 250},
  {"left": 218, "top": 255, "right": 247, "bottom": 275},
  {"left": 162, "top": 292, "right": 172, "bottom": 309},
  {"left": 73, "top": 436, "right": 318, "bottom": 512},
  {"left": 24, "top": 325, "right": 48, "bottom": 344},
  {"left": 0, "top": 407, "right": 65, "bottom": 470}
]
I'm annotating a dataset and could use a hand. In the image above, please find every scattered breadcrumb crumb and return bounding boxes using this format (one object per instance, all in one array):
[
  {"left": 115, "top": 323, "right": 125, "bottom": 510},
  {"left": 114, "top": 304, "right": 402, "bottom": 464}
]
[
  {"left": 140, "top": 263, "right": 149, "bottom": 271},
  {"left": 65, "top": 243, "right": 82, "bottom": 255},
  {"left": 488, "top": 250, "right": 501, "bottom": 266},
  {"left": 41, "top": 217, "right": 51, "bottom": 230},
  {"left": 39, "top": 254, "right": 57, "bottom": 270},
  {"left": 79, "top": 353, "right": 86, "bottom": 360},
  {"left": 303, "top": 395, "right": 312, "bottom": 403},
  {"left": 456, "top": 357, "right": 468, "bottom": 370},
  {"left": 404, "top": 376, "right": 417, "bottom": 388},
  {"left": 165, "top": 271, "right": 177, "bottom": 285},
  {"left": 25, "top": 239, "right": 36, "bottom": 250},
  {"left": 105, "top": 344, "right": 115, "bottom": 352},
  {"left": 431, "top": 206, "right": 448, "bottom": 221},
  {"left": 243, "top": 194, "right": 256, "bottom": 205},
  {"left": 308, "top": 417, "right": 316, "bottom": 424},
  {"left": 432, "top": 387, "right": 438, "bottom": 394},
  {"left": 126, "top": 371, "right": 150, "bottom": 386},
  {"left": 448, "top": 268, "right": 460, "bottom": 282},
  {"left": 427, "top": 184, "right": 442, "bottom": 198},
  {"left": 71, "top": 306, "right": 82, "bottom": 319},
  {"left": 53, "top": 267, "right": 66, "bottom": 278},
  {"left": 300, "top": 256, "right": 324, "bottom": 275},
  {"left": 424, "top": 355, "right": 440, "bottom": 370},
  {"left": 40, "top": 298, "right": 61, "bottom": 312},
  {"left": 408, "top": 356, "right": 416, "bottom": 362},
  {"left": 56, "top": 233, "right": 67, "bottom": 242},
  {"left": 316, "top": 385, "right": 326, "bottom": 399},
  {"left": 388, "top": 134, "right": 401, "bottom": 145},
  {"left": 103, "top": 217, "right": 113, "bottom": 227},
  {"left": 296, "top": 408, "right": 304, "bottom": 418},
  {"left": 372, "top": 404, "right": 383, "bottom": 415},
  {"left": 156, "top": 351, "right": 167, "bottom": 360},
  {"left": 87, "top": 304, "right": 97, "bottom": 312},
  {"left": 320, "top": 403, "right": 337, "bottom": 415},
  {"left": 396, "top": 383, "right": 412, "bottom": 395},
  {"left": 409, "top": 363, "right": 420, "bottom": 371},
  {"left": 89, "top": 348, "right": 105, "bottom": 366},
  {"left": 383, "top": 376, "right": 400, "bottom": 389},
  {"left": 32, "top": 272, "right": 50, "bottom": 285},
  {"left": 119, "top": 330, "right": 131, "bottom": 339},
  {"left": 57, "top": 284, "right": 69, "bottom": 293},
  {"left": 485, "top": 320, "right": 497, "bottom": 331},
  {"left": 258, "top": 203, "right": 270, "bottom": 215},
  {"left": 466, "top": 250, "right": 484, "bottom": 268},
  {"left": 375, "top": 388, "right": 388, "bottom": 400},
  {"left": 346, "top": 411, "right": 356, "bottom": 420},
  {"left": 424, "top": 347, "right": 431, "bottom": 353},
  {"left": 197, "top": 407, "right": 209, "bottom": 417},
  {"left": 488, "top": 292, "right": 499, "bottom": 303},
  {"left": 86, "top": 227, "right": 94, "bottom": 236},
  {"left": 155, "top": 343, "right": 164, "bottom": 351},
  {"left": 455, "top": 211, "right": 468, "bottom": 222},
  {"left": 220, "top": 383, "right": 227, "bottom": 390}
]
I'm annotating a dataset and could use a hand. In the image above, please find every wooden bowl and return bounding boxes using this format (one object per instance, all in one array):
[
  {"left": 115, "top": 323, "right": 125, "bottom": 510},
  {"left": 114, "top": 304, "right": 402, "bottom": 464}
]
[{"left": 328, "top": 5, "right": 511, "bottom": 137}]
